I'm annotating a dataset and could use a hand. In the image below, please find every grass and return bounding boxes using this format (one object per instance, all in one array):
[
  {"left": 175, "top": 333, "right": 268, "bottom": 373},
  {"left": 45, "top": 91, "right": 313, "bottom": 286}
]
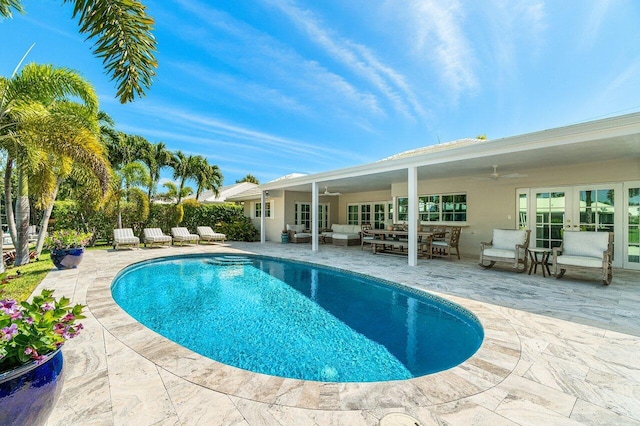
[{"left": 1, "top": 253, "right": 54, "bottom": 301}]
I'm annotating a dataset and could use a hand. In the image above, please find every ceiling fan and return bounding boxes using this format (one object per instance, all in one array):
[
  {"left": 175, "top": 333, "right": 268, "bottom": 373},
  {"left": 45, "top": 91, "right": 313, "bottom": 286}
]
[
  {"left": 321, "top": 186, "right": 342, "bottom": 196},
  {"left": 469, "top": 165, "right": 527, "bottom": 181}
]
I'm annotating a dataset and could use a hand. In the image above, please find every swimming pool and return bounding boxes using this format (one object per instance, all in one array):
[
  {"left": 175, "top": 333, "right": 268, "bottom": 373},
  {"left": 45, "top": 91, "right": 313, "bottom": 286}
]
[{"left": 111, "top": 255, "right": 483, "bottom": 382}]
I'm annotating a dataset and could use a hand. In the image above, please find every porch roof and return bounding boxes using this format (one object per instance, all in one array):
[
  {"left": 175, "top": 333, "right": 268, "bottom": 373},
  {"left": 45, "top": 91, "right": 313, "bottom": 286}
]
[{"left": 241, "top": 112, "right": 640, "bottom": 196}]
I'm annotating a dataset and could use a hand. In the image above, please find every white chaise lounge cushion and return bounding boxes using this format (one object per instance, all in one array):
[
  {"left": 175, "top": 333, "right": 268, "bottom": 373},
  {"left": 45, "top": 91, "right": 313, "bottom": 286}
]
[
  {"left": 171, "top": 227, "right": 199, "bottom": 241},
  {"left": 113, "top": 228, "right": 139, "bottom": 244},
  {"left": 197, "top": 226, "right": 226, "bottom": 241},
  {"left": 492, "top": 229, "right": 527, "bottom": 250},
  {"left": 143, "top": 228, "right": 171, "bottom": 242},
  {"left": 561, "top": 231, "right": 609, "bottom": 258}
]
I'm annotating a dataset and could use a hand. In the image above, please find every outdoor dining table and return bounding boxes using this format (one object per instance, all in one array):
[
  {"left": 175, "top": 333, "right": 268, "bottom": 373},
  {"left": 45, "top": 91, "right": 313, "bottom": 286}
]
[{"left": 364, "top": 229, "right": 446, "bottom": 257}]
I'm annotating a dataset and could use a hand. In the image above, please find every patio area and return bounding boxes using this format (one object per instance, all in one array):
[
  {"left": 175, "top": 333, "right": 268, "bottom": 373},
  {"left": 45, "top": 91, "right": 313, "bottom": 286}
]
[{"left": 41, "top": 242, "right": 640, "bottom": 425}]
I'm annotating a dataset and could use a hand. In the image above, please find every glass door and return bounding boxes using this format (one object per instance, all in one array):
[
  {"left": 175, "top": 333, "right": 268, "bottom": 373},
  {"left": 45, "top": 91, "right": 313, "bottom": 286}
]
[
  {"left": 373, "top": 203, "right": 386, "bottom": 229},
  {"left": 624, "top": 183, "right": 640, "bottom": 270},
  {"left": 534, "top": 190, "right": 567, "bottom": 249}
]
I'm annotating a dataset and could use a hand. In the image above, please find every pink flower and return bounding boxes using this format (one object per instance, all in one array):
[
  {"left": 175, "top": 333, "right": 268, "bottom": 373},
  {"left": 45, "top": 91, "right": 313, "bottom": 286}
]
[
  {"left": 53, "top": 323, "right": 66, "bottom": 335},
  {"left": 41, "top": 303, "right": 54, "bottom": 312},
  {"left": 62, "top": 313, "right": 75, "bottom": 322},
  {"left": 1, "top": 323, "right": 19, "bottom": 341}
]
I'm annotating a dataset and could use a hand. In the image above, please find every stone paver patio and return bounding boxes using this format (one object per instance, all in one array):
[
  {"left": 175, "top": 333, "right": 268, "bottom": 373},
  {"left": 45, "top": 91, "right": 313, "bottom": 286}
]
[{"left": 41, "top": 242, "right": 640, "bottom": 425}]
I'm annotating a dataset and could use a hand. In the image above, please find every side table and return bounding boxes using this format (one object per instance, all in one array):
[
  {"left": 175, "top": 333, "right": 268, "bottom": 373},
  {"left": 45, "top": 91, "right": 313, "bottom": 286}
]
[{"left": 527, "top": 247, "right": 552, "bottom": 277}]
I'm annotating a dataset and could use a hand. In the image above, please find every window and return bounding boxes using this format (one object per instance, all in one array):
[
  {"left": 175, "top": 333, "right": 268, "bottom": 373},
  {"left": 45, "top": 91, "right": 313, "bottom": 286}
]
[
  {"left": 347, "top": 205, "right": 359, "bottom": 225},
  {"left": 293, "top": 202, "right": 328, "bottom": 229},
  {"left": 254, "top": 201, "right": 271, "bottom": 218},
  {"left": 360, "top": 204, "right": 372, "bottom": 224},
  {"left": 397, "top": 197, "right": 409, "bottom": 222},
  {"left": 397, "top": 193, "right": 467, "bottom": 223},
  {"left": 294, "top": 202, "right": 311, "bottom": 228},
  {"left": 418, "top": 195, "right": 440, "bottom": 222}
]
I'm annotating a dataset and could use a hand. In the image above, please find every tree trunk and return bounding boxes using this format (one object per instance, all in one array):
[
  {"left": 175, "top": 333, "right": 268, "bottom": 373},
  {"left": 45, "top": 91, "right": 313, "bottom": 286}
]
[
  {"left": 4, "top": 156, "right": 18, "bottom": 244},
  {"left": 35, "top": 178, "right": 61, "bottom": 257},
  {"left": 14, "top": 166, "right": 30, "bottom": 266}
]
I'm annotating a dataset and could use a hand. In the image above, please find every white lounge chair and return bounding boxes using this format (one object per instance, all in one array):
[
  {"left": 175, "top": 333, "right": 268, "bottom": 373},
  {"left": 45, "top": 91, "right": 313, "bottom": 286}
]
[
  {"left": 171, "top": 227, "right": 199, "bottom": 245},
  {"left": 196, "top": 226, "right": 226, "bottom": 244},
  {"left": 478, "top": 229, "right": 530, "bottom": 272},
  {"left": 113, "top": 228, "right": 140, "bottom": 250},
  {"left": 552, "top": 231, "right": 613, "bottom": 285},
  {"left": 143, "top": 228, "right": 172, "bottom": 247},
  {"left": 286, "top": 224, "right": 311, "bottom": 243}
]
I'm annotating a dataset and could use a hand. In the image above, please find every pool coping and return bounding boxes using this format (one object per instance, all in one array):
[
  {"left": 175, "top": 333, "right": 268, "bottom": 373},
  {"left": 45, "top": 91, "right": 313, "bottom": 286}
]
[{"left": 88, "top": 250, "right": 522, "bottom": 411}]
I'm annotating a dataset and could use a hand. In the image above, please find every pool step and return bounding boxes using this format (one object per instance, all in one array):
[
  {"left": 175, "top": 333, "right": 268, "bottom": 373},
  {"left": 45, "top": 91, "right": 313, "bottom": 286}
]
[{"left": 205, "top": 256, "right": 252, "bottom": 266}]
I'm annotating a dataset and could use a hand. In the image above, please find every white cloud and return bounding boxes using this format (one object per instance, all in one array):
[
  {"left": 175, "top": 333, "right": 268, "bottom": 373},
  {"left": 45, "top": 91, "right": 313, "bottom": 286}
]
[
  {"left": 169, "top": 0, "right": 385, "bottom": 118},
  {"left": 262, "top": 0, "right": 427, "bottom": 121},
  {"left": 403, "top": 0, "right": 477, "bottom": 101},
  {"left": 581, "top": 1, "right": 610, "bottom": 50}
]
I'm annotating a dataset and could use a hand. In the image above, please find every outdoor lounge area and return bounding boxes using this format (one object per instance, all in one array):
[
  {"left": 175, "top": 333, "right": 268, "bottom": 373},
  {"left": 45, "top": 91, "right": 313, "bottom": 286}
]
[{"left": 42, "top": 242, "right": 640, "bottom": 425}]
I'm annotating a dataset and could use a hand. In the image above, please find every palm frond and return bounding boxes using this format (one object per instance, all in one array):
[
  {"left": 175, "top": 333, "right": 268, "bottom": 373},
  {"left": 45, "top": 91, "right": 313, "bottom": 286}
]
[{"left": 64, "top": 0, "right": 157, "bottom": 103}]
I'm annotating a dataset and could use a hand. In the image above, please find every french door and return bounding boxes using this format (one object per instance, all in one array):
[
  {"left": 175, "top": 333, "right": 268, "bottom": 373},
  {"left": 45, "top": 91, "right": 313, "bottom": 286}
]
[{"left": 519, "top": 183, "right": 636, "bottom": 269}]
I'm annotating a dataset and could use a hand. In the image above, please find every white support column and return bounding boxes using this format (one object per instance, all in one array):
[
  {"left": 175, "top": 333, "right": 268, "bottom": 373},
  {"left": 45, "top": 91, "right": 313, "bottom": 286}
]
[
  {"left": 311, "top": 183, "right": 319, "bottom": 252},
  {"left": 260, "top": 191, "right": 266, "bottom": 244},
  {"left": 408, "top": 166, "right": 418, "bottom": 266}
]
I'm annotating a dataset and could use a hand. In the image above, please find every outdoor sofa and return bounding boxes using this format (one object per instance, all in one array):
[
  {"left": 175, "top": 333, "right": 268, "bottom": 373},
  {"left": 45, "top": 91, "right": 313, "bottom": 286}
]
[{"left": 321, "top": 224, "right": 362, "bottom": 246}]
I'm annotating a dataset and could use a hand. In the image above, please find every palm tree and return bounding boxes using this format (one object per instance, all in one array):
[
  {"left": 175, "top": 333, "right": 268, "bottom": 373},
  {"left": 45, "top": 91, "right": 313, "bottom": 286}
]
[
  {"left": 1, "top": 63, "right": 109, "bottom": 265},
  {"left": 170, "top": 151, "right": 198, "bottom": 205},
  {"left": 192, "top": 156, "right": 223, "bottom": 201},
  {"left": 140, "top": 141, "right": 172, "bottom": 202},
  {"left": 107, "top": 162, "right": 150, "bottom": 228},
  {"left": 1, "top": 0, "right": 157, "bottom": 103},
  {"left": 236, "top": 174, "right": 259, "bottom": 184},
  {"left": 157, "top": 181, "right": 193, "bottom": 204}
]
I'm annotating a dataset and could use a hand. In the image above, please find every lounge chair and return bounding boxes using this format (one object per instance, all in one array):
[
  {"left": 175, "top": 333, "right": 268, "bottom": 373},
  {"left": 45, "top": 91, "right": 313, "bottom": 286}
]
[
  {"left": 197, "top": 226, "right": 226, "bottom": 244},
  {"left": 113, "top": 228, "right": 140, "bottom": 250},
  {"left": 552, "top": 231, "right": 613, "bottom": 285},
  {"left": 478, "top": 229, "right": 530, "bottom": 272},
  {"left": 286, "top": 224, "right": 311, "bottom": 243},
  {"left": 171, "top": 227, "right": 199, "bottom": 245},
  {"left": 143, "top": 228, "right": 172, "bottom": 247},
  {"left": 431, "top": 226, "right": 461, "bottom": 260}
]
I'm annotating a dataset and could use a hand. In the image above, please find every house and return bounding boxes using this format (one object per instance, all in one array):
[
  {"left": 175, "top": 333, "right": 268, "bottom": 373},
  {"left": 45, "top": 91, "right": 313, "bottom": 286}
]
[
  {"left": 187, "top": 181, "right": 259, "bottom": 204},
  {"left": 228, "top": 112, "right": 640, "bottom": 270}
]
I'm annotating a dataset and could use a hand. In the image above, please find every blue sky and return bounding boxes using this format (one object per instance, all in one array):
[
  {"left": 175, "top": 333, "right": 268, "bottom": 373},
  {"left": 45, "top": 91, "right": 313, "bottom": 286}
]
[{"left": 2, "top": 1, "right": 640, "bottom": 186}]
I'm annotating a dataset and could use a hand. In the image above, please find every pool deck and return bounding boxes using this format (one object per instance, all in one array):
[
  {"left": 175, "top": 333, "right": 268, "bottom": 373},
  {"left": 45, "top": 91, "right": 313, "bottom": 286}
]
[{"left": 41, "top": 242, "right": 640, "bottom": 425}]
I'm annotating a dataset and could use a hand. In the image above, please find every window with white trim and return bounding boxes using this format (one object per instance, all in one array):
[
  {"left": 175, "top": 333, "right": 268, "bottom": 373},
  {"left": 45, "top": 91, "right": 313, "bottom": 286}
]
[
  {"left": 294, "top": 202, "right": 329, "bottom": 228},
  {"left": 397, "top": 193, "right": 467, "bottom": 223},
  {"left": 253, "top": 201, "right": 271, "bottom": 218}
]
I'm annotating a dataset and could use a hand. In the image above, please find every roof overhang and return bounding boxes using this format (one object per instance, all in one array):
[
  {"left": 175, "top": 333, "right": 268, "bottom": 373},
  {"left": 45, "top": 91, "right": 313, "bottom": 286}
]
[{"left": 249, "top": 112, "right": 640, "bottom": 195}]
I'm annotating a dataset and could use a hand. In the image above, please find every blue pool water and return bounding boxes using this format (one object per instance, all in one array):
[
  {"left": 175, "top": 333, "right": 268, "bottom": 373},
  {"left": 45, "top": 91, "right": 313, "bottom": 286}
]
[{"left": 111, "top": 255, "right": 483, "bottom": 382}]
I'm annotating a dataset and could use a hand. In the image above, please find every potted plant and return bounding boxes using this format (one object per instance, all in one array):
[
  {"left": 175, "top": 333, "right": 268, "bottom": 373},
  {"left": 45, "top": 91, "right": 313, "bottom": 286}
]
[
  {"left": 0, "top": 289, "right": 85, "bottom": 425},
  {"left": 44, "top": 230, "right": 93, "bottom": 270}
]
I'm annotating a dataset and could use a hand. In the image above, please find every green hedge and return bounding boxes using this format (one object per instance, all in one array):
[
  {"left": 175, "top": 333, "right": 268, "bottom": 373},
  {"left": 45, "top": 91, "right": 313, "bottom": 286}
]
[{"left": 50, "top": 200, "right": 258, "bottom": 244}]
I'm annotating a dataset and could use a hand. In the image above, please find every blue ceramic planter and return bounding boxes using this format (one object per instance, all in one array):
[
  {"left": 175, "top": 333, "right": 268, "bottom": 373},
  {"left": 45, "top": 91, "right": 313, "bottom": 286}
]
[
  {"left": 51, "top": 247, "right": 85, "bottom": 269},
  {"left": 0, "top": 348, "right": 64, "bottom": 426}
]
